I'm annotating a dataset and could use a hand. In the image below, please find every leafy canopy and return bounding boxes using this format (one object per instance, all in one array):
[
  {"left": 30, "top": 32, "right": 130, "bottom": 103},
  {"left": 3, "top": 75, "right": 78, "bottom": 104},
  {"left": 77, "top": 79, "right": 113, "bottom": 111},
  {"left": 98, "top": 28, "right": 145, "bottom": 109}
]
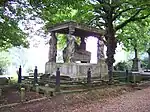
[
  {"left": 117, "top": 19, "right": 150, "bottom": 53},
  {"left": 0, "top": 51, "right": 11, "bottom": 75},
  {"left": 0, "top": 1, "right": 29, "bottom": 50}
]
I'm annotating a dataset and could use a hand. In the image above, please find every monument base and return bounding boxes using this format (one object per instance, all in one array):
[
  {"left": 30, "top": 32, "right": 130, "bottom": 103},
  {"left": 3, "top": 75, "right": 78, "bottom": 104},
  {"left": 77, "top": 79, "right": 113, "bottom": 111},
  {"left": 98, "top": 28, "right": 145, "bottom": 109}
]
[
  {"left": 131, "top": 58, "right": 142, "bottom": 72},
  {"left": 45, "top": 59, "right": 108, "bottom": 80}
]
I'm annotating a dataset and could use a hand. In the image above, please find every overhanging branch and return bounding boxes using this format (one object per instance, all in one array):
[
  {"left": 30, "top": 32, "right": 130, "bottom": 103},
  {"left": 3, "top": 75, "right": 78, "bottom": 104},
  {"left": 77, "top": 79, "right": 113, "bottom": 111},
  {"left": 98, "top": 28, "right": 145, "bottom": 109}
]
[
  {"left": 96, "top": 0, "right": 104, "bottom": 4},
  {"left": 113, "top": 8, "right": 134, "bottom": 21},
  {"left": 116, "top": 13, "right": 150, "bottom": 30},
  {"left": 115, "top": 9, "right": 149, "bottom": 30}
]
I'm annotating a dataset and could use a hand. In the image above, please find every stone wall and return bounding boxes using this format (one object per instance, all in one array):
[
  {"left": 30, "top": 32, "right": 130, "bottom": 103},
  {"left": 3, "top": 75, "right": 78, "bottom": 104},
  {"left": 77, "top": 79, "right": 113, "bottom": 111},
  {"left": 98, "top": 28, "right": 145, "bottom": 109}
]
[{"left": 45, "top": 59, "right": 108, "bottom": 79}]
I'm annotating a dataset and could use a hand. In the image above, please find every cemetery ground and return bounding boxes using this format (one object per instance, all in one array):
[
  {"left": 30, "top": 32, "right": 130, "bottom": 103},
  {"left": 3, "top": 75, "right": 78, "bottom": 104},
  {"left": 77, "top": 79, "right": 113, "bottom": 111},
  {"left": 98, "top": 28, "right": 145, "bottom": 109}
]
[{"left": 1, "top": 81, "right": 150, "bottom": 112}]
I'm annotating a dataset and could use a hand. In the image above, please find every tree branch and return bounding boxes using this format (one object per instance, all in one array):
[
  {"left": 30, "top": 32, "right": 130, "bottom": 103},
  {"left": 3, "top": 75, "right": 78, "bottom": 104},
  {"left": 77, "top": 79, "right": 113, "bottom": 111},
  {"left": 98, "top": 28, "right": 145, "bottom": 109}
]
[
  {"left": 96, "top": 0, "right": 104, "bottom": 4},
  {"left": 115, "top": 9, "right": 149, "bottom": 30},
  {"left": 113, "top": 8, "right": 134, "bottom": 21}
]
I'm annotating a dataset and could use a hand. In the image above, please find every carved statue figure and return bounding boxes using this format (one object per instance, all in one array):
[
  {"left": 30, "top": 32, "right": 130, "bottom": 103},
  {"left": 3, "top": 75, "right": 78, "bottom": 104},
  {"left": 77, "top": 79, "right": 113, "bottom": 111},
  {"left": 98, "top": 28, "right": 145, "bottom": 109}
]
[
  {"left": 63, "top": 35, "right": 76, "bottom": 62},
  {"left": 63, "top": 35, "right": 91, "bottom": 63},
  {"left": 48, "top": 32, "right": 57, "bottom": 62},
  {"left": 97, "top": 39, "right": 105, "bottom": 60}
]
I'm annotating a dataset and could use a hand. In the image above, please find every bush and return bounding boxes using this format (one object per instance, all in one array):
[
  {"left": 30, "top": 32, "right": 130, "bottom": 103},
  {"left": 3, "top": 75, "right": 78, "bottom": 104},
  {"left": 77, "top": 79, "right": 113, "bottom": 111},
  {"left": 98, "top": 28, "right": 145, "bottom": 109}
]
[
  {"left": 114, "top": 61, "right": 128, "bottom": 71},
  {"left": 9, "top": 73, "right": 18, "bottom": 84}
]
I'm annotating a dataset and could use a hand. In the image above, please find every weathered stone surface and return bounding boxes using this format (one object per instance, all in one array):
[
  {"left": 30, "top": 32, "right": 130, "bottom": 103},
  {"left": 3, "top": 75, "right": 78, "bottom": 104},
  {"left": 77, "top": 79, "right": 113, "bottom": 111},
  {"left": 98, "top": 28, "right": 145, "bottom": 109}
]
[
  {"left": 20, "top": 88, "right": 25, "bottom": 101},
  {"left": 97, "top": 39, "right": 105, "bottom": 61},
  {"left": 45, "top": 21, "right": 106, "bottom": 80},
  {"left": 63, "top": 37, "right": 91, "bottom": 63},
  {"left": 131, "top": 58, "right": 142, "bottom": 72},
  {"left": 48, "top": 32, "right": 57, "bottom": 62},
  {"left": 63, "top": 35, "right": 76, "bottom": 63},
  {"left": 45, "top": 59, "right": 108, "bottom": 80}
]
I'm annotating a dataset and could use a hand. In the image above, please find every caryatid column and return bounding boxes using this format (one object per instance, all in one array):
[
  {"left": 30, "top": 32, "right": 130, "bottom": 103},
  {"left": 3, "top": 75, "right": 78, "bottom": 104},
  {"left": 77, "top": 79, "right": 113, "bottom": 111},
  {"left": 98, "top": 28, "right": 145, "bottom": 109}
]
[
  {"left": 97, "top": 37, "right": 105, "bottom": 62},
  {"left": 66, "top": 26, "right": 75, "bottom": 62},
  {"left": 48, "top": 32, "right": 57, "bottom": 62}
]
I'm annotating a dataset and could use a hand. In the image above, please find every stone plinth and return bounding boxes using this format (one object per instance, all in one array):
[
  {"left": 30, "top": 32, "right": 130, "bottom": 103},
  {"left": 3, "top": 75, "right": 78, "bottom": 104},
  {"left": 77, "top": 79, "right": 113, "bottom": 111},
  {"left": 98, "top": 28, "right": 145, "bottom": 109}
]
[
  {"left": 45, "top": 59, "right": 108, "bottom": 79},
  {"left": 131, "top": 58, "right": 142, "bottom": 72}
]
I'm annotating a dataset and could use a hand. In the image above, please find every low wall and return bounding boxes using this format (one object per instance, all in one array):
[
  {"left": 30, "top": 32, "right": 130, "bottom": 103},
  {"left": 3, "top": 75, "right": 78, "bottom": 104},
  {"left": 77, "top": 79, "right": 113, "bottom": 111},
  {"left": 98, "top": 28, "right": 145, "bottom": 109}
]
[
  {"left": 0, "top": 78, "right": 9, "bottom": 85},
  {"left": 113, "top": 71, "right": 150, "bottom": 82},
  {"left": 45, "top": 59, "right": 108, "bottom": 79}
]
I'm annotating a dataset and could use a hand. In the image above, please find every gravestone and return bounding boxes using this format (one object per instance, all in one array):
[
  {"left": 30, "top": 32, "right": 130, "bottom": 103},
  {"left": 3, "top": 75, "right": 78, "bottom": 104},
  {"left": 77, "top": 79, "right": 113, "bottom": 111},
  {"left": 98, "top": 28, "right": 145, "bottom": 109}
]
[
  {"left": 132, "top": 58, "right": 142, "bottom": 72},
  {"left": 34, "top": 66, "right": 38, "bottom": 84},
  {"left": 55, "top": 68, "right": 60, "bottom": 92},
  {"left": 18, "top": 66, "right": 22, "bottom": 83},
  {"left": 87, "top": 68, "right": 91, "bottom": 84}
]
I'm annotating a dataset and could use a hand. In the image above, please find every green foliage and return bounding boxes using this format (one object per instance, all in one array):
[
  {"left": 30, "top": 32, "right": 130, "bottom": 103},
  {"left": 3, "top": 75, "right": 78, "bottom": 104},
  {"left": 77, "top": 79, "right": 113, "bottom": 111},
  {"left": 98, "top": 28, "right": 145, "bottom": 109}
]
[
  {"left": 114, "top": 60, "right": 133, "bottom": 71},
  {"left": 57, "top": 34, "right": 67, "bottom": 50},
  {"left": 29, "top": 0, "right": 150, "bottom": 49},
  {"left": 0, "top": 51, "right": 11, "bottom": 75},
  {"left": 29, "top": 0, "right": 94, "bottom": 27},
  {"left": 117, "top": 19, "right": 150, "bottom": 54},
  {"left": 114, "top": 61, "right": 128, "bottom": 71},
  {"left": 0, "top": 1, "right": 29, "bottom": 50},
  {"left": 141, "top": 57, "right": 149, "bottom": 69}
]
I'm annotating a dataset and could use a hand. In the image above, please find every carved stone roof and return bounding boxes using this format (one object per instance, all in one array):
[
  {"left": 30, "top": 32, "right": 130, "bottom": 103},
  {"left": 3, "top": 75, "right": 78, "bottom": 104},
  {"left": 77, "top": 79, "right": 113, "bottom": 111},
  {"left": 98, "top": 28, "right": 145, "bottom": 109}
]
[{"left": 48, "top": 21, "right": 104, "bottom": 37}]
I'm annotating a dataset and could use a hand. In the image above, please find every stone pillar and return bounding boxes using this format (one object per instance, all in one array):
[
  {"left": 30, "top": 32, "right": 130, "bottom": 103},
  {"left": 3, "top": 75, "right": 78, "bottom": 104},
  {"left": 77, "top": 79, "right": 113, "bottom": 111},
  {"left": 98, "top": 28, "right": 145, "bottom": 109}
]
[
  {"left": 66, "top": 26, "right": 75, "bottom": 63},
  {"left": 55, "top": 68, "right": 60, "bottom": 92},
  {"left": 97, "top": 38, "right": 105, "bottom": 62},
  {"left": 18, "top": 66, "right": 22, "bottom": 83},
  {"left": 131, "top": 58, "right": 141, "bottom": 71},
  {"left": 48, "top": 32, "right": 57, "bottom": 62},
  {"left": 87, "top": 68, "right": 91, "bottom": 84},
  {"left": 34, "top": 66, "right": 38, "bottom": 84},
  {"left": 35, "top": 83, "right": 39, "bottom": 93},
  {"left": 20, "top": 88, "right": 25, "bottom": 102}
]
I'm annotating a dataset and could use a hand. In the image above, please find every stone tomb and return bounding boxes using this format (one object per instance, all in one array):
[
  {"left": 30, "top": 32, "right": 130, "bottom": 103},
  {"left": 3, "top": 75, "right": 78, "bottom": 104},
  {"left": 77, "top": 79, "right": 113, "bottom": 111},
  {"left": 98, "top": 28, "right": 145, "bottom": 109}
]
[{"left": 45, "top": 21, "right": 108, "bottom": 79}]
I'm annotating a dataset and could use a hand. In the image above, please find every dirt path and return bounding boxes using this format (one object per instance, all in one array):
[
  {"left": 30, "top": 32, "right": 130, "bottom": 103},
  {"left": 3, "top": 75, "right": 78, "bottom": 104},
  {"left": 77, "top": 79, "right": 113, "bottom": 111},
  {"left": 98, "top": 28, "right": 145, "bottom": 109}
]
[
  {"left": 1, "top": 86, "right": 150, "bottom": 112},
  {"left": 69, "top": 87, "right": 150, "bottom": 112}
]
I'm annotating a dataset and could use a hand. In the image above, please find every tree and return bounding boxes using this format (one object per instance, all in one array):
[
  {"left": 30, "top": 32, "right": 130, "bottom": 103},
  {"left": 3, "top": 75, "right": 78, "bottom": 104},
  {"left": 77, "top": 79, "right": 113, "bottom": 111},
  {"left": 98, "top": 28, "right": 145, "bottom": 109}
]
[
  {"left": 141, "top": 56, "right": 149, "bottom": 69},
  {"left": 0, "top": 51, "right": 11, "bottom": 75},
  {"left": 147, "top": 48, "right": 150, "bottom": 69},
  {"left": 117, "top": 20, "right": 150, "bottom": 59},
  {"left": 29, "top": 0, "right": 150, "bottom": 82},
  {"left": 9, "top": 46, "right": 28, "bottom": 69},
  {"left": 0, "top": 0, "right": 29, "bottom": 50}
]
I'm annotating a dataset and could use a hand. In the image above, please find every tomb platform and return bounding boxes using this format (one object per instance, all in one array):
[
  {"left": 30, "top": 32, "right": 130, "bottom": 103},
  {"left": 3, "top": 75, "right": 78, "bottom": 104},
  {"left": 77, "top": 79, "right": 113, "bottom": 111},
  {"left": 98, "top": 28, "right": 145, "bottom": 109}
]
[{"left": 45, "top": 59, "right": 108, "bottom": 80}]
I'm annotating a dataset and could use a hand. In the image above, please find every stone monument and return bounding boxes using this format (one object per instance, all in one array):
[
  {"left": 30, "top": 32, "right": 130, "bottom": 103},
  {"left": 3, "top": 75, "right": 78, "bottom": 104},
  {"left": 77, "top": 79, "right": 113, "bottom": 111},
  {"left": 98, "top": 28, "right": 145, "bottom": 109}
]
[{"left": 45, "top": 21, "right": 108, "bottom": 79}]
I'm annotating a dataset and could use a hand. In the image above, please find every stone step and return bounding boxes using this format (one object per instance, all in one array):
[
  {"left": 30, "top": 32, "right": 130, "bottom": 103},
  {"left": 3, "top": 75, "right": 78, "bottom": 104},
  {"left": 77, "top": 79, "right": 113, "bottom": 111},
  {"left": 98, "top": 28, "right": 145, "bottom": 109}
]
[{"left": 56, "top": 89, "right": 87, "bottom": 94}]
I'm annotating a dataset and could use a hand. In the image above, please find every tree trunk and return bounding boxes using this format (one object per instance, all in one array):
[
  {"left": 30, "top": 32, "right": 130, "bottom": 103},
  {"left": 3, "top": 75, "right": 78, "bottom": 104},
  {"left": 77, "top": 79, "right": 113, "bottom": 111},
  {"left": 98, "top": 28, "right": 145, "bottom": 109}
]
[
  {"left": 134, "top": 47, "right": 138, "bottom": 59},
  {"left": 147, "top": 48, "right": 150, "bottom": 69},
  {"left": 105, "top": 26, "right": 117, "bottom": 83}
]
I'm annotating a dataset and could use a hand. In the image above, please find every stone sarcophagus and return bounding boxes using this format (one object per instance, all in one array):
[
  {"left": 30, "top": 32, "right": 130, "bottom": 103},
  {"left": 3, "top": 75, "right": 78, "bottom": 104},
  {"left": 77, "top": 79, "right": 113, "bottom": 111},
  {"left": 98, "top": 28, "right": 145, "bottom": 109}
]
[
  {"left": 63, "top": 45, "right": 91, "bottom": 63},
  {"left": 73, "top": 49, "right": 91, "bottom": 62},
  {"left": 45, "top": 21, "right": 108, "bottom": 79}
]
